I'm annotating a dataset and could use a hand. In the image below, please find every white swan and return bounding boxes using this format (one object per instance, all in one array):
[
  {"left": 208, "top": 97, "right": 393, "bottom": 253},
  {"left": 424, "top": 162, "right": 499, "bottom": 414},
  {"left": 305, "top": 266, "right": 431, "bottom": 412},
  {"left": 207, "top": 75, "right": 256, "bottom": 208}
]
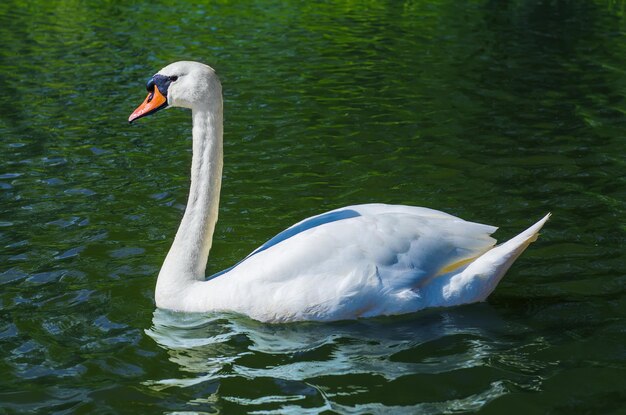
[{"left": 129, "top": 61, "right": 549, "bottom": 323}]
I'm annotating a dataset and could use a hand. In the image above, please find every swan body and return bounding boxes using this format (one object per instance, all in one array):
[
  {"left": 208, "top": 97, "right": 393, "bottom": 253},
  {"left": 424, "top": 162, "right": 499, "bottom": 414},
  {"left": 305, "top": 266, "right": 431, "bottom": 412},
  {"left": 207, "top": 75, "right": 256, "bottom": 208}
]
[{"left": 129, "top": 61, "right": 549, "bottom": 323}]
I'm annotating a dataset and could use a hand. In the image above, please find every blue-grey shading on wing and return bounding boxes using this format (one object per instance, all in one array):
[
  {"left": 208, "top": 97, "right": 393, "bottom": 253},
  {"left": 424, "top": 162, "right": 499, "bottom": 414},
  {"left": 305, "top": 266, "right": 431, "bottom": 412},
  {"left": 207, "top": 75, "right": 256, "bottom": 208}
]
[{"left": 207, "top": 209, "right": 361, "bottom": 280}]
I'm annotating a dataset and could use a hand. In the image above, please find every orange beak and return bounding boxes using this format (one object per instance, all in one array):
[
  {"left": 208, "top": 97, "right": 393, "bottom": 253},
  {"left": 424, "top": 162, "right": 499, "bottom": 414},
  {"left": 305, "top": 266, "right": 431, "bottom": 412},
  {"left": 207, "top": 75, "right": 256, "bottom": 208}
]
[{"left": 128, "top": 84, "right": 168, "bottom": 123}]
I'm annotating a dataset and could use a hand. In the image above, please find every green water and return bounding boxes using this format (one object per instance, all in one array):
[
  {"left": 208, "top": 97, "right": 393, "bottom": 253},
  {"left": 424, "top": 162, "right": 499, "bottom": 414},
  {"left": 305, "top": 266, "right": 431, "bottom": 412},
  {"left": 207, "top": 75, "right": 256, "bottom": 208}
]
[{"left": 1, "top": 0, "right": 625, "bottom": 413}]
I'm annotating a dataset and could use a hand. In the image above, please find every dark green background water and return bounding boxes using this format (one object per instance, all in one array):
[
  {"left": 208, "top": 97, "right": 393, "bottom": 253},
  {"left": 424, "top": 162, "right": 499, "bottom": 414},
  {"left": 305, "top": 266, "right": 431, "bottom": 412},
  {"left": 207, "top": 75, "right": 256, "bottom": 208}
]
[{"left": 1, "top": 1, "right": 625, "bottom": 413}]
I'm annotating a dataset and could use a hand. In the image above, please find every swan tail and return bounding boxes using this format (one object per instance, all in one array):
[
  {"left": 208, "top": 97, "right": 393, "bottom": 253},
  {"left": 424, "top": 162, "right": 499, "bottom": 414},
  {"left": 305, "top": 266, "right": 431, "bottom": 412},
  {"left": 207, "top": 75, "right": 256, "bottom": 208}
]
[{"left": 427, "top": 213, "right": 551, "bottom": 307}]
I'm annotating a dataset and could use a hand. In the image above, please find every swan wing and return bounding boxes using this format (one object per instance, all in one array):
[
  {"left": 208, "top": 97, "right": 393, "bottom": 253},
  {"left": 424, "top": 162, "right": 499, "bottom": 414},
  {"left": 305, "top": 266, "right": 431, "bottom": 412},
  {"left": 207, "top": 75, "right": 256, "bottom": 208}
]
[{"left": 200, "top": 204, "right": 497, "bottom": 321}]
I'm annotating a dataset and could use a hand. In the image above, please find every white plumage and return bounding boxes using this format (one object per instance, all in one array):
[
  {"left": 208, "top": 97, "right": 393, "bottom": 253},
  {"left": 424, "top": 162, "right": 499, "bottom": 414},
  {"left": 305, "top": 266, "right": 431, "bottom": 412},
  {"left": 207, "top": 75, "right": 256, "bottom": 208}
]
[{"left": 129, "top": 61, "right": 549, "bottom": 323}]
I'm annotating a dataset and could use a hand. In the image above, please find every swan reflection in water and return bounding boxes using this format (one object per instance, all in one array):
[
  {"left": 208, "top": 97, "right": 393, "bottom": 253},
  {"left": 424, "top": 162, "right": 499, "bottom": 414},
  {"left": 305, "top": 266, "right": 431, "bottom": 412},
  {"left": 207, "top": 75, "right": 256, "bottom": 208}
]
[{"left": 144, "top": 306, "right": 553, "bottom": 413}]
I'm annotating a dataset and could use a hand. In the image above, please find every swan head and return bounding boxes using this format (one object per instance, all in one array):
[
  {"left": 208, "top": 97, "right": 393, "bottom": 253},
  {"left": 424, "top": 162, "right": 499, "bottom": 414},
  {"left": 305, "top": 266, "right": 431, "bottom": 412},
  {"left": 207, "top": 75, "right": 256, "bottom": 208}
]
[{"left": 129, "top": 61, "right": 220, "bottom": 123}]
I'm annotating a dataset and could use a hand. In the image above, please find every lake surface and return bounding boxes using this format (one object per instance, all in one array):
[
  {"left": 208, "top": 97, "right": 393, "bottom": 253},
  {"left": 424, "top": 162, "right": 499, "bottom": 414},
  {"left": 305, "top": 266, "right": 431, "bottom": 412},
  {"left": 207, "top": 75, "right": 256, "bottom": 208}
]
[{"left": 1, "top": 1, "right": 625, "bottom": 413}]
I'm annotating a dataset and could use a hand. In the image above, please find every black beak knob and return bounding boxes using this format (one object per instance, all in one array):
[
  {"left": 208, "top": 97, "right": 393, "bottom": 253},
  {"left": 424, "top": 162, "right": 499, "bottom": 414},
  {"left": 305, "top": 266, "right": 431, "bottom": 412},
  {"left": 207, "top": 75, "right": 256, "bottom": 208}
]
[{"left": 146, "top": 78, "right": 155, "bottom": 92}]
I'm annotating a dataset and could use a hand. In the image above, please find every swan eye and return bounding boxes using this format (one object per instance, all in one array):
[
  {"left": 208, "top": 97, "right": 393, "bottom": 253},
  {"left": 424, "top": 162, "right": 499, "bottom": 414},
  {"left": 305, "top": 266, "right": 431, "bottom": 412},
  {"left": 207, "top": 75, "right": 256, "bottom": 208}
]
[{"left": 169, "top": 76, "right": 178, "bottom": 82}]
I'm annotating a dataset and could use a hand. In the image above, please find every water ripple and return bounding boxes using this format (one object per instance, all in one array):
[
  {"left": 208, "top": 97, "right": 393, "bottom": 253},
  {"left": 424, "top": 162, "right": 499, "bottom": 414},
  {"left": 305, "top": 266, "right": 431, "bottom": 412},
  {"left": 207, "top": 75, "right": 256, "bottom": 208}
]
[{"left": 143, "top": 307, "right": 559, "bottom": 412}]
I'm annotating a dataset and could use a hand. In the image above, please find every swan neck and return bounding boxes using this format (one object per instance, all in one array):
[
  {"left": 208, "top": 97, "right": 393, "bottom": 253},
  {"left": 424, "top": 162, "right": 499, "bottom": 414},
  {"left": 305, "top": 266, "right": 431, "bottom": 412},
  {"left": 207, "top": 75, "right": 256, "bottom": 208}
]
[{"left": 157, "top": 99, "right": 223, "bottom": 297}]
